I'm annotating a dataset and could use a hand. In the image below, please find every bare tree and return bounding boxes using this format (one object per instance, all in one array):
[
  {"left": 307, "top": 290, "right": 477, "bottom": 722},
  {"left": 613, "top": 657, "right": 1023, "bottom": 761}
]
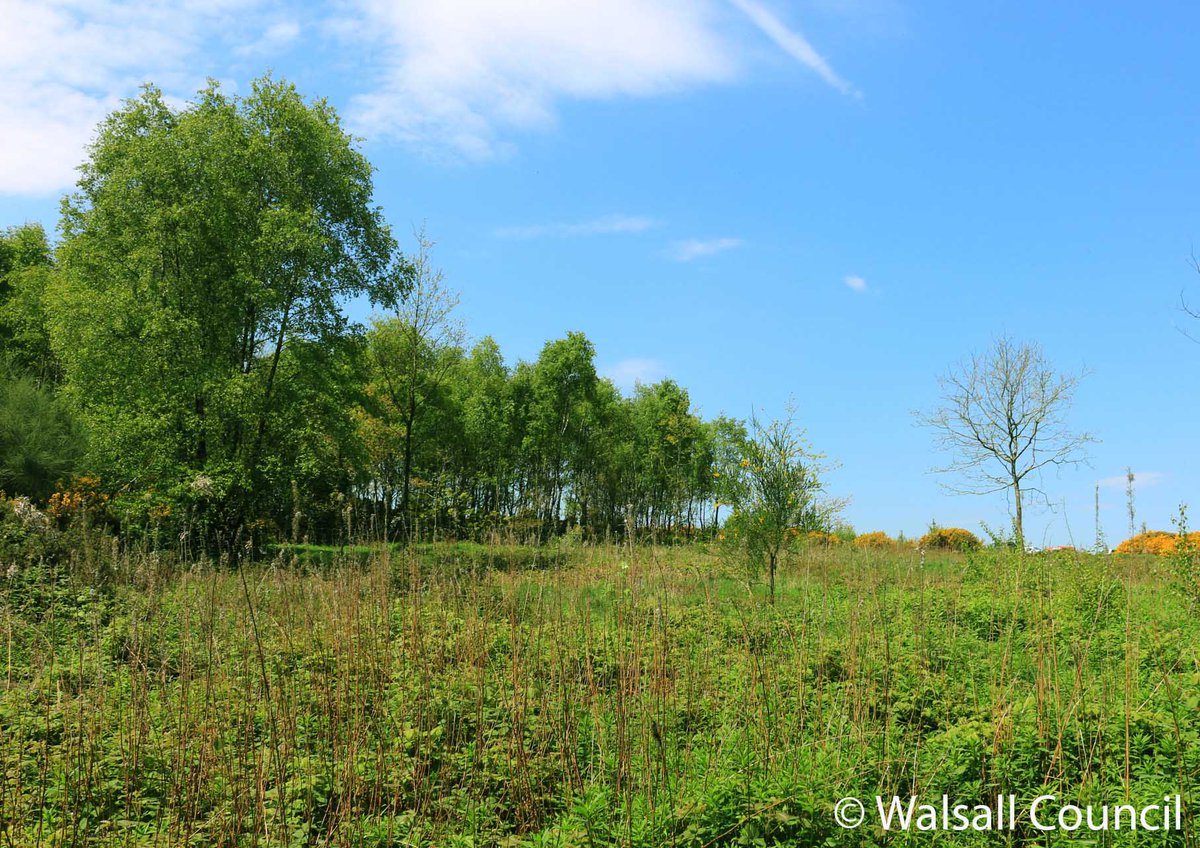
[
  {"left": 917, "top": 336, "right": 1096, "bottom": 547},
  {"left": 1183, "top": 252, "right": 1200, "bottom": 343}
]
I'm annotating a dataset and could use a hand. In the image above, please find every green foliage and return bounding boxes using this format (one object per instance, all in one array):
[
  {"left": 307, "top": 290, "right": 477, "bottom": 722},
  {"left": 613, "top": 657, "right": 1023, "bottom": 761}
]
[
  {"left": 722, "top": 412, "right": 842, "bottom": 602},
  {"left": 1171, "top": 504, "right": 1200, "bottom": 610},
  {"left": 0, "top": 361, "right": 83, "bottom": 501},
  {"left": 48, "top": 75, "right": 409, "bottom": 542},
  {"left": 355, "top": 319, "right": 743, "bottom": 544},
  {"left": 3, "top": 75, "right": 752, "bottom": 550},
  {"left": 1, "top": 543, "right": 1196, "bottom": 846},
  {"left": 0, "top": 223, "right": 59, "bottom": 382}
]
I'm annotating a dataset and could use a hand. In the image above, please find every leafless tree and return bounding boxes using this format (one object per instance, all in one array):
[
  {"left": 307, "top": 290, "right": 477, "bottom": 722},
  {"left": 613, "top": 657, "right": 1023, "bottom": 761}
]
[
  {"left": 1182, "top": 252, "right": 1200, "bottom": 342},
  {"left": 917, "top": 336, "right": 1096, "bottom": 547}
]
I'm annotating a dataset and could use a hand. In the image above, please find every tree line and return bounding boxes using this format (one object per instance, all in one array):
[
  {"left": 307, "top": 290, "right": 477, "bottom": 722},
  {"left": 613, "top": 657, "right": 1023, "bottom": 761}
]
[
  {"left": 0, "top": 76, "right": 781, "bottom": 548},
  {"left": 3, "top": 73, "right": 1108, "bottom": 556},
  {"left": 1, "top": 211, "right": 754, "bottom": 545}
]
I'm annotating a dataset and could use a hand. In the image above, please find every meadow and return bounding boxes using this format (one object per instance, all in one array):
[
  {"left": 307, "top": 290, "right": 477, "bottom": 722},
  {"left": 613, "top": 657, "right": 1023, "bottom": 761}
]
[{"left": 1, "top": 540, "right": 1197, "bottom": 847}]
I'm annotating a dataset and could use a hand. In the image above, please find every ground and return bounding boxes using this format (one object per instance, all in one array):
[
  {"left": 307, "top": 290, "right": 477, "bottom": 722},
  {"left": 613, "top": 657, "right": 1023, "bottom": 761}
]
[{"left": 1, "top": 542, "right": 1196, "bottom": 846}]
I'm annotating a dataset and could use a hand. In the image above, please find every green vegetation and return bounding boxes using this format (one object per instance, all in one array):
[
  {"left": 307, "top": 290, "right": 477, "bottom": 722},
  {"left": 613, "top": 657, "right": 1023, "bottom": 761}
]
[
  {"left": 0, "top": 76, "right": 779, "bottom": 551},
  {"left": 1, "top": 542, "right": 1196, "bottom": 846},
  {"left": 3, "top": 72, "right": 1197, "bottom": 846}
]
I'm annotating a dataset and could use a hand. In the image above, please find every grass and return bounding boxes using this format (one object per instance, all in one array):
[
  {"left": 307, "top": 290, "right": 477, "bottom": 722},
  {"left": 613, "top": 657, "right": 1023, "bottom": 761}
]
[
  {"left": 271, "top": 541, "right": 569, "bottom": 573},
  {"left": 0, "top": 542, "right": 1196, "bottom": 846}
]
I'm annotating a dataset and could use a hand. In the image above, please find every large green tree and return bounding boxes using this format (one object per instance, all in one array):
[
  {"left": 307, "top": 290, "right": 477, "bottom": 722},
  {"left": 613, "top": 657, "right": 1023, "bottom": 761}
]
[{"left": 49, "top": 76, "right": 409, "bottom": 539}]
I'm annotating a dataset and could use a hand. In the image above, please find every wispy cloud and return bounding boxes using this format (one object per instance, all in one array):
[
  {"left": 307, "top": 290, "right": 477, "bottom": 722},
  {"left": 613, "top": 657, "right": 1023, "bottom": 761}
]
[
  {"left": 345, "top": 0, "right": 737, "bottom": 160},
  {"left": 668, "top": 237, "right": 744, "bottom": 262},
  {"left": 342, "top": 0, "right": 858, "bottom": 160},
  {"left": 602, "top": 357, "right": 667, "bottom": 392},
  {"left": 495, "top": 214, "right": 659, "bottom": 239},
  {"left": 0, "top": 0, "right": 860, "bottom": 195},
  {"left": 1098, "top": 471, "right": 1166, "bottom": 489},
  {"left": 844, "top": 275, "right": 868, "bottom": 292},
  {"left": 728, "top": 0, "right": 860, "bottom": 98}
]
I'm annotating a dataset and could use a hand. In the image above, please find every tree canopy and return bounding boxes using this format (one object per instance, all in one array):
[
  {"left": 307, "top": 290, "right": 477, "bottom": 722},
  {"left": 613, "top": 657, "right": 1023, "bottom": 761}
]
[
  {"left": 1, "top": 73, "right": 841, "bottom": 551},
  {"left": 48, "top": 76, "right": 410, "bottom": 542}
]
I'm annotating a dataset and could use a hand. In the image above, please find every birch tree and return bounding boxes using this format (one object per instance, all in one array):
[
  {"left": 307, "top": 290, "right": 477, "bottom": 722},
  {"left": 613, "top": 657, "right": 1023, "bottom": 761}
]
[{"left": 918, "top": 336, "right": 1095, "bottom": 547}]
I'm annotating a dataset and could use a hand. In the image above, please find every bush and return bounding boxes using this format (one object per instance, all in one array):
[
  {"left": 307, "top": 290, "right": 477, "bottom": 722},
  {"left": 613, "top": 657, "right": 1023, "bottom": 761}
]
[
  {"left": 0, "top": 495, "right": 66, "bottom": 573},
  {"left": 918, "top": 526, "right": 982, "bottom": 551},
  {"left": 0, "top": 366, "right": 84, "bottom": 502},
  {"left": 802, "top": 530, "right": 842, "bottom": 546},
  {"left": 1114, "top": 530, "right": 1200, "bottom": 556},
  {"left": 853, "top": 531, "right": 895, "bottom": 549}
]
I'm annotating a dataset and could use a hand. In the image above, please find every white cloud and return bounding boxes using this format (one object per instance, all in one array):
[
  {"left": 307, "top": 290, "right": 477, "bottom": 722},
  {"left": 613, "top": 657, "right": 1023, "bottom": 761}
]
[
  {"left": 1098, "top": 471, "right": 1166, "bottom": 489},
  {"left": 844, "top": 274, "right": 868, "bottom": 292},
  {"left": 728, "top": 0, "right": 860, "bottom": 98},
  {"left": 668, "top": 237, "right": 744, "bottom": 262},
  {"left": 0, "top": 0, "right": 297, "bottom": 196},
  {"left": 236, "top": 20, "right": 301, "bottom": 57},
  {"left": 344, "top": 0, "right": 737, "bottom": 159},
  {"left": 602, "top": 357, "right": 667, "bottom": 392},
  {"left": 495, "top": 214, "right": 658, "bottom": 239},
  {"left": 0, "top": 0, "right": 859, "bottom": 194},
  {"left": 343, "top": 0, "right": 857, "bottom": 159}
]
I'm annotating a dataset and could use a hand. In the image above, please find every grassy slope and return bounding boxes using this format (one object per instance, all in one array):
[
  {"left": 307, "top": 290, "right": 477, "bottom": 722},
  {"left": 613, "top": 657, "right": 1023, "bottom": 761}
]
[{"left": 1, "top": 543, "right": 1197, "bottom": 846}]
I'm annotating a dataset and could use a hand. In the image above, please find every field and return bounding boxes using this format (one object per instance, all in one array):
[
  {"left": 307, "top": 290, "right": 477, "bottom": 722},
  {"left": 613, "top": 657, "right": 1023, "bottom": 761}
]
[{"left": 1, "top": 542, "right": 1197, "bottom": 847}]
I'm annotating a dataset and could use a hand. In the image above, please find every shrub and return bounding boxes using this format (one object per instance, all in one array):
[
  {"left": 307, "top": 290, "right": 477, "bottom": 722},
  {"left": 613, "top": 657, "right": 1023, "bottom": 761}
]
[
  {"left": 47, "top": 474, "right": 109, "bottom": 522},
  {"left": 853, "top": 531, "right": 895, "bottom": 549},
  {"left": 1115, "top": 530, "right": 1200, "bottom": 556},
  {"left": 831, "top": 523, "right": 857, "bottom": 543},
  {"left": 0, "top": 365, "right": 84, "bottom": 502},
  {"left": 803, "top": 530, "right": 842, "bottom": 546},
  {"left": 919, "top": 527, "right": 982, "bottom": 551},
  {"left": 1, "top": 494, "right": 66, "bottom": 572}
]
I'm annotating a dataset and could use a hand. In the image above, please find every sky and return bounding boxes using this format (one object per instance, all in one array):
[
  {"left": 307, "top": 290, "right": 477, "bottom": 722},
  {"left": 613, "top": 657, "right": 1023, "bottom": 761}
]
[{"left": 1, "top": 0, "right": 1198, "bottom": 545}]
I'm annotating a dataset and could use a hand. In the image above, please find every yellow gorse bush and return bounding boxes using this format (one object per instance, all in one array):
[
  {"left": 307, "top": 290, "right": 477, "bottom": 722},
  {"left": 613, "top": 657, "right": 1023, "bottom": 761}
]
[
  {"left": 918, "top": 526, "right": 982, "bottom": 551},
  {"left": 1114, "top": 530, "right": 1200, "bottom": 556},
  {"left": 854, "top": 531, "right": 895, "bottom": 548},
  {"left": 47, "top": 475, "right": 108, "bottom": 520},
  {"left": 802, "top": 530, "right": 842, "bottom": 546}
]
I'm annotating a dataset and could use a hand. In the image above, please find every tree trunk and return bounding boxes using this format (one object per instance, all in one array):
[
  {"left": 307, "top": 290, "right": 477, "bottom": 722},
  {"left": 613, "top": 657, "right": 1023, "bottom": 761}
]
[
  {"left": 1013, "top": 477, "right": 1024, "bottom": 549},
  {"left": 400, "top": 384, "right": 416, "bottom": 539}
]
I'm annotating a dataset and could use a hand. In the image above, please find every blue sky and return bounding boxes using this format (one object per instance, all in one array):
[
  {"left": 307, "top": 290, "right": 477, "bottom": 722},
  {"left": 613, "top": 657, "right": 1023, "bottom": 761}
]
[{"left": 2, "top": 0, "right": 1198, "bottom": 544}]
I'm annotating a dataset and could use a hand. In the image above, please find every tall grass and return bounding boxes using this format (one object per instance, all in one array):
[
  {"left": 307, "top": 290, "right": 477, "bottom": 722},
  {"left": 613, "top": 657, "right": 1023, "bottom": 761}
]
[{"left": 0, "top": 542, "right": 1195, "bottom": 846}]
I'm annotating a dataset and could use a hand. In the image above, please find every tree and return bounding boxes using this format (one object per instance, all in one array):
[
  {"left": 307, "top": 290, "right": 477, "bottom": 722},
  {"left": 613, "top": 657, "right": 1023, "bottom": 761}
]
[
  {"left": 363, "top": 233, "right": 463, "bottom": 538},
  {"left": 452, "top": 337, "right": 515, "bottom": 531},
  {"left": 724, "top": 412, "right": 842, "bottom": 604},
  {"left": 708, "top": 415, "right": 750, "bottom": 528},
  {"left": 1182, "top": 253, "right": 1200, "bottom": 341},
  {"left": 49, "top": 76, "right": 409, "bottom": 540},
  {"left": 918, "top": 336, "right": 1096, "bottom": 547},
  {"left": 522, "top": 332, "right": 598, "bottom": 538},
  {"left": 0, "top": 223, "right": 59, "bottom": 383}
]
